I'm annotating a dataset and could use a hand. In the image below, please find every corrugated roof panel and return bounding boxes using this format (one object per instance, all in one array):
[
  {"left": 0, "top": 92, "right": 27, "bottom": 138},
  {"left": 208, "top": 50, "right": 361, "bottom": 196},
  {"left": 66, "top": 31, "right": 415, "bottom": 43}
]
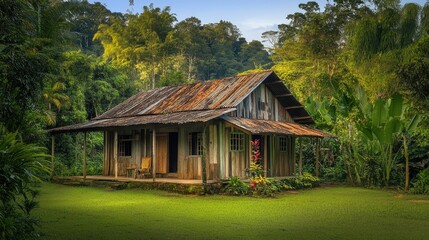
[
  {"left": 96, "top": 71, "right": 274, "bottom": 119},
  {"left": 50, "top": 108, "right": 236, "bottom": 133},
  {"left": 222, "top": 116, "right": 333, "bottom": 138}
]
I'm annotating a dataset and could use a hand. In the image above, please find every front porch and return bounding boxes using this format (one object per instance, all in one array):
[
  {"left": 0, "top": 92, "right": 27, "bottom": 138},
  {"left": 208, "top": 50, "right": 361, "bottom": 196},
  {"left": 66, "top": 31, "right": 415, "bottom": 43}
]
[{"left": 54, "top": 175, "right": 217, "bottom": 185}]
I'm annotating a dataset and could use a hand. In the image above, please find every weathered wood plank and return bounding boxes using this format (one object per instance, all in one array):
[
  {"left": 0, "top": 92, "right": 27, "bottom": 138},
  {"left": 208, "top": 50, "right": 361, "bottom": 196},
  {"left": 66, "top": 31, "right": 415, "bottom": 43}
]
[
  {"left": 114, "top": 131, "right": 118, "bottom": 179},
  {"left": 156, "top": 134, "right": 168, "bottom": 174},
  {"left": 152, "top": 129, "right": 156, "bottom": 182},
  {"left": 177, "top": 127, "right": 186, "bottom": 178}
]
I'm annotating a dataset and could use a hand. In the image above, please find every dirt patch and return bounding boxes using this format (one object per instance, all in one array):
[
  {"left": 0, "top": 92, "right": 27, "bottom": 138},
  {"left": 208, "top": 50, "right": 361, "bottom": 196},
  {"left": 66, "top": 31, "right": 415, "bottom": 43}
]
[
  {"left": 395, "top": 194, "right": 404, "bottom": 198},
  {"left": 409, "top": 199, "right": 429, "bottom": 203}
]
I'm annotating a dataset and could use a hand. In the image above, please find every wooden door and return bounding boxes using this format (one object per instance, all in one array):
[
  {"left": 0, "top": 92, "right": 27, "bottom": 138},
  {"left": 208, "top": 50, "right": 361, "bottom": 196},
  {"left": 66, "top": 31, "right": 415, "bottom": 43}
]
[{"left": 156, "top": 135, "right": 168, "bottom": 174}]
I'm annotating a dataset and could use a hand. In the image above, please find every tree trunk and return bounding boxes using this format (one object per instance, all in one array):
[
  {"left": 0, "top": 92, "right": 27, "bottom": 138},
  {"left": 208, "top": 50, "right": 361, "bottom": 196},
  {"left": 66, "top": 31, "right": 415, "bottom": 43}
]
[{"left": 403, "top": 134, "right": 409, "bottom": 192}]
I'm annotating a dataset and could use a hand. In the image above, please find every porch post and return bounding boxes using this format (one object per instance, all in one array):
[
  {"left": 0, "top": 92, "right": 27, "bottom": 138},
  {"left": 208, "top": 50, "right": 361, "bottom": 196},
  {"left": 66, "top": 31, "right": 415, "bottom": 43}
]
[
  {"left": 270, "top": 134, "right": 274, "bottom": 177},
  {"left": 152, "top": 128, "right": 156, "bottom": 182},
  {"left": 263, "top": 135, "right": 268, "bottom": 177},
  {"left": 83, "top": 132, "right": 87, "bottom": 181},
  {"left": 103, "top": 131, "right": 107, "bottom": 176},
  {"left": 219, "top": 121, "right": 224, "bottom": 179},
  {"left": 143, "top": 129, "right": 147, "bottom": 158},
  {"left": 299, "top": 137, "right": 303, "bottom": 176},
  {"left": 114, "top": 131, "right": 118, "bottom": 179},
  {"left": 315, "top": 138, "right": 320, "bottom": 177},
  {"left": 202, "top": 126, "right": 208, "bottom": 184},
  {"left": 51, "top": 135, "right": 55, "bottom": 180},
  {"left": 248, "top": 133, "right": 252, "bottom": 171}
]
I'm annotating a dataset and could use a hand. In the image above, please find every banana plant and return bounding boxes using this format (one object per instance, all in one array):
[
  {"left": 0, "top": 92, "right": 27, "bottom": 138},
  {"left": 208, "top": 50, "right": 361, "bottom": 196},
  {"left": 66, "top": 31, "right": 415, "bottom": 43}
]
[{"left": 357, "top": 88, "right": 421, "bottom": 187}]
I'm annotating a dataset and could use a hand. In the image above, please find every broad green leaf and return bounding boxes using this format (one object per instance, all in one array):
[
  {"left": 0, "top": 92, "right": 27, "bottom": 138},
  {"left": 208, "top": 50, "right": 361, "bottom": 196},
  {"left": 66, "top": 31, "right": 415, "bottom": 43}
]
[
  {"left": 384, "top": 117, "right": 402, "bottom": 143},
  {"left": 372, "top": 126, "right": 386, "bottom": 144},
  {"left": 357, "top": 125, "right": 374, "bottom": 141},
  {"left": 406, "top": 115, "right": 422, "bottom": 132},
  {"left": 388, "top": 93, "right": 403, "bottom": 117},
  {"left": 372, "top": 98, "right": 388, "bottom": 127}
]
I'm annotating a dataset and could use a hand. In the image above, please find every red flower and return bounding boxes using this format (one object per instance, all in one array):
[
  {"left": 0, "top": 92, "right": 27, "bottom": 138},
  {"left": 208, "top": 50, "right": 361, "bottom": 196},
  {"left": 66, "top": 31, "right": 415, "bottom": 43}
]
[{"left": 250, "top": 180, "right": 257, "bottom": 190}]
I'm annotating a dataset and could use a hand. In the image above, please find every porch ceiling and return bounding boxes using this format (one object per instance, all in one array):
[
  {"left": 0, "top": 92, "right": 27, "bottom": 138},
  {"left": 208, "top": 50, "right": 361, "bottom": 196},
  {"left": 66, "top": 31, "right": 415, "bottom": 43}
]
[
  {"left": 49, "top": 108, "right": 235, "bottom": 133},
  {"left": 221, "top": 116, "right": 334, "bottom": 138}
]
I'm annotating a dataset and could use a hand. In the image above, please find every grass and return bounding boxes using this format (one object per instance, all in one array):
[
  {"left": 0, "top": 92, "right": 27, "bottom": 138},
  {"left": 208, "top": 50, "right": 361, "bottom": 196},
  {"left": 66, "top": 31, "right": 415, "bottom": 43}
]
[{"left": 34, "top": 183, "right": 429, "bottom": 240}]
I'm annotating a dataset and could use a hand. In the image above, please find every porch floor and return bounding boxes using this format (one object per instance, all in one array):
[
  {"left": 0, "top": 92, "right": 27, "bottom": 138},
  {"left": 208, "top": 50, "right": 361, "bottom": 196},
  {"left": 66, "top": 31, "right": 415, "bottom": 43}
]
[{"left": 54, "top": 175, "right": 216, "bottom": 185}]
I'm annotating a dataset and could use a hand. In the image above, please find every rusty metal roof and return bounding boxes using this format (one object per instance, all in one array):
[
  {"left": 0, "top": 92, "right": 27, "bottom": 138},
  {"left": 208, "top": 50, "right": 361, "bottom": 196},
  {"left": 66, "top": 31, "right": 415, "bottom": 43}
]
[
  {"left": 95, "top": 71, "right": 274, "bottom": 119},
  {"left": 50, "top": 71, "right": 317, "bottom": 133},
  {"left": 94, "top": 70, "right": 313, "bottom": 123},
  {"left": 222, "top": 116, "right": 333, "bottom": 138},
  {"left": 50, "top": 109, "right": 235, "bottom": 133}
]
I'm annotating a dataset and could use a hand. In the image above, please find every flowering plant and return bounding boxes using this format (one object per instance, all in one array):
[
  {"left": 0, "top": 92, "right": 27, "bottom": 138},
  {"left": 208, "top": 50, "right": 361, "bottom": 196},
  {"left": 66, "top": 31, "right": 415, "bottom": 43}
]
[{"left": 248, "top": 139, "right": 264, "bottom": 177}]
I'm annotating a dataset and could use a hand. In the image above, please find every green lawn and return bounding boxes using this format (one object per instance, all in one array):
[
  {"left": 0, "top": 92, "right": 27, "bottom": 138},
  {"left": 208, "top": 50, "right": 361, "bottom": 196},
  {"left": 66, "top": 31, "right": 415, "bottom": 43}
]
[{"left": 35, "top": 183, "right": 429, "bottom": 240}]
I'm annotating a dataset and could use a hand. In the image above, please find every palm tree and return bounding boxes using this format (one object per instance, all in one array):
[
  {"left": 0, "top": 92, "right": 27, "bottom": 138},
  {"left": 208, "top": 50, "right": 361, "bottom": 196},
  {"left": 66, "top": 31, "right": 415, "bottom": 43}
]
[{"left": 42, "top": 81, "right": 70, "bottom": 126}]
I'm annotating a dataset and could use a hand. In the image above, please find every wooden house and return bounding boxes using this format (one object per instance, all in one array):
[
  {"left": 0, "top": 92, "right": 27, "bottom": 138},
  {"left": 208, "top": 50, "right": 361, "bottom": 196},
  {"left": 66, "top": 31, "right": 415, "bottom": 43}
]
[{"left": 50, "top": 71, "right": 330, "bottom": 182}]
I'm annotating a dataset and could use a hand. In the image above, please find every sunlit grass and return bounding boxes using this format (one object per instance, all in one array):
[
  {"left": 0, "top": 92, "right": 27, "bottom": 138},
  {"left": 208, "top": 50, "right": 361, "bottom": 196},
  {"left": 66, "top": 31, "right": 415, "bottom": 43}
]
[{"left": 35, "top": 183, "right": 429, "bottom": 240}]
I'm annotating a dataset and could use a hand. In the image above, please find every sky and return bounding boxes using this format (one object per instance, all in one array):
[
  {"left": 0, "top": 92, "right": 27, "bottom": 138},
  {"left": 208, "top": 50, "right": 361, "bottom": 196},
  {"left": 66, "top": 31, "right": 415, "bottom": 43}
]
[{"left": 88, "top": 0, "right": 428, "bottom": 43}]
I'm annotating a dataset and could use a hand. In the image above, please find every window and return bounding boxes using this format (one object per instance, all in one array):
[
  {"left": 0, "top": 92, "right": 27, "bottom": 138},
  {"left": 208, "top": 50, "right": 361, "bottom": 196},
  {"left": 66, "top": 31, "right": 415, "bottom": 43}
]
[
  {"left": 188, "top": 132, "right": 202, "bottom": 155},
  {"left": 119, "top": 135, "right": 132, "bottom": 156},
  {"left": 230, "top": 132, "right": 244, "bottom": 151},
  {"left": 279, "top": 136, "right": 288, "bottom": 152}
]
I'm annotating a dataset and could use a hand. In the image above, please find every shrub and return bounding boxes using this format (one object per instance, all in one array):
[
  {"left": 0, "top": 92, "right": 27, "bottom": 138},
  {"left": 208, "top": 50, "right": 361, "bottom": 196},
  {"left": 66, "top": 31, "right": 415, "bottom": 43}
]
[
  {"left": 0, "top": 130, "right": 49, "bottom": 239},
  {"left": 271, "top": 179, "right": 294, "bottom": 191},
  {"left": 410, "top": 167, "right": 429, "bottom": 194},
  {"left": 250, "top": 176, "right": 279, "bottom": 197},
  {"left": 282, "top": 173, "right": 321, "bottom": 190},
  {"left": 322, "top": 165, "right": 347, "bottom": 182},
  {"left": 222, "top": 176, "right": 250, "bottom": 196}
]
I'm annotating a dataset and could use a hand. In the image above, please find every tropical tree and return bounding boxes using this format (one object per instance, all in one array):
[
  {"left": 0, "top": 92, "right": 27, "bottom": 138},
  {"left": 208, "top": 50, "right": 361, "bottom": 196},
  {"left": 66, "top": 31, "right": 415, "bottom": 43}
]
[
  {"left": 42, "top": 82, "right": 70, "bottom": 126},
  {"left": 94, "top": 4, "right": 177, "bottom": 89}
]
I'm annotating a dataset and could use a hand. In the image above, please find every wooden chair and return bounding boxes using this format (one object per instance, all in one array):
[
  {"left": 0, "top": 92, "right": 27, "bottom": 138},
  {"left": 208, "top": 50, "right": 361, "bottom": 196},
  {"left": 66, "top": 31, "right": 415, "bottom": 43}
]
[
  {"left": 126, "top": 163, "right": 137, "bottom": 178},
  {"left": 136, "top": 157, "right": 152, "bottom": 179}
]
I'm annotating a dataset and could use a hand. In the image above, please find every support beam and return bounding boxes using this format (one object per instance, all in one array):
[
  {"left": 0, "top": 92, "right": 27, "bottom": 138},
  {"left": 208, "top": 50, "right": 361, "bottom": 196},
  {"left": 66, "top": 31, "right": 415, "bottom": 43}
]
[
  {"left": 103, "top": 131, "right": 107, "bottom": 176},
  {"left": 219, "top": 121, "right": 224, "bottom": 179},
  {"left": 285, "top": 105, "right": 304, "bottom": 110},
  {"left": 152, "top": 128, "right": 156, "bottom": 182},
  {"left": 270, "top": 135, "right": 274, "bottom": 177},
  {"left": 275, "top": 93, "right": 292, "bottom": 97},
  {"left": 248, "top": 133, "right": 252, "bottom": 172},
  {"left": 293, "top": 116, "right": 312, "bottom": 120},
  {"left": 265, "top": 81, "right": 282, "bottom": 85},
  {"left": 114, "top": 131, "right": 118, "bottom": 179},
  {"left": 299, "top": 137, "right": 303, "bottom": 176},
  {"left": 51, "top": 135, "right": 55, "bottom": 180},
  {"left": 83, "top": 132, "right": 87, "bottom": 181},
  {"left": 143, "top": 129, "right": 147, "bottom": 158},
  {"left": 202, "top": 126, "right": 208, "bottom": 185},
  {"left": 264, "top": 135, "right": 268, "bottom": 177}
]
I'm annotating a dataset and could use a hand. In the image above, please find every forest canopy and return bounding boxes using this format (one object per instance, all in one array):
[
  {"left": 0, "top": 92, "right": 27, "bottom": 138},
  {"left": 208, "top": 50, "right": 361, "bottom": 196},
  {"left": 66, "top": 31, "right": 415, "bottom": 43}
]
[{"left": 2, "top": 0, "right": 429, "bottom": 237}]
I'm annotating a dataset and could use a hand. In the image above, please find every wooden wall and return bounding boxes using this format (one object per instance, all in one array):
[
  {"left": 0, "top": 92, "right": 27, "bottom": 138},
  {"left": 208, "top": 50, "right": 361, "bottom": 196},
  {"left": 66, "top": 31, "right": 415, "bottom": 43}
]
[
  {"left": 102, "top": 122, "right": 296, "bottom": 179},
  {"left": 272, "top": 135, "right": 295, "bottom": 177},
  {"left": 103, "top": 130, "right": 142, "bottom": 177},
  {"left": 232, "top": 84, "right": 294, "bottom": 122}
]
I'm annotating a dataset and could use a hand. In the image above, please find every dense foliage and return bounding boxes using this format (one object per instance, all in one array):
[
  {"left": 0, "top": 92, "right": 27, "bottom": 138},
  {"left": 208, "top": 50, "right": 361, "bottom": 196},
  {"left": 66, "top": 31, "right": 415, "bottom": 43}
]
[
  {"left": 267, "top": 0, "right": 429, "bottom": 190},
  {"left": 411, "top": 167, "right": 429, "bottom": 194},
  {"left": 0, "top": 130, "right": 49, "bottom": 239}
]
